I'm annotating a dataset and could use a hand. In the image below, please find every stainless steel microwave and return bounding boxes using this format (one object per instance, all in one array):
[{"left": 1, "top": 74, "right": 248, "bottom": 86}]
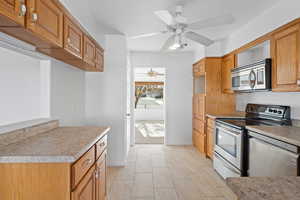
[{"left": 231, "top": 59, "right": 272, "bottom": 92}]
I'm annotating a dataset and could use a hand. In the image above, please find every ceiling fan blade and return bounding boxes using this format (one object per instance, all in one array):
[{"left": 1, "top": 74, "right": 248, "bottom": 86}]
[
  {"left": 161, "top": 35, "right": 176, "bottom": 51},
  {"left": 129, "top": 31, "right": 167, "bottom": 39},
  {"left": 155, "top": 10, "right": 175, "bottom": 26},
  {"left": 188, "top": 14, "right": 234, "bottom": 30},
  {"left": 185, "top": 31, "right": 214, "bottom": 46}
]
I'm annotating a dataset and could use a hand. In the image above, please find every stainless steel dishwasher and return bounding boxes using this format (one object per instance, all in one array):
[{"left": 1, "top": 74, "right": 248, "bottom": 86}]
[{"left": 248, "top": 131, "right": 300, "bottom": 177}]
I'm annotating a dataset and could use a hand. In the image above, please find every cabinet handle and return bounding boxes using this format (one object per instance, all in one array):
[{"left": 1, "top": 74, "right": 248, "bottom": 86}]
[
  {"left": 19, "top": 4, "right": 27, "bottom": 17},
  {"left": 297, "top": 80, "right": 300, "bottom": 87},
  {"left": 31, "top": 12, "right": 38, "bottom": 22},
  {"left": 67, "top": 38, "right": 71, "bottom": 44},
  {"left": 95, "top": 168, "right": 100, "bottom": 179}
]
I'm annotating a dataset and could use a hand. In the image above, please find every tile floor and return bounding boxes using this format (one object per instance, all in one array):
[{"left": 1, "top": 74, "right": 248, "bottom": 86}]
[{"left": 107, "top": 145, "right": 237, "bottom": 200}]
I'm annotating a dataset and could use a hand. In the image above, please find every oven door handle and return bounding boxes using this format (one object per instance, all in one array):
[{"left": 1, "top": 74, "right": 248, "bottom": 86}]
[
  {"left": 214, "top": 153, "right": 240, "bottom": 174},
  {"left": 216, "top": 126, "right": 242, "bottom": 137}
]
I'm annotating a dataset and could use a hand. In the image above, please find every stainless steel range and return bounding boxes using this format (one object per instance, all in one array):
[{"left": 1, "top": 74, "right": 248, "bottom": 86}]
[{"left": 213, "top": 104, "right": 291, "bottom": 179}]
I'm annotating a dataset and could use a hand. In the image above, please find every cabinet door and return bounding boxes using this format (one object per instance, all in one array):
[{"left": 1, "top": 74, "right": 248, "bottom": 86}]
[
  {"left": 193, "top": 129, "right": 206, "bottom": 154},
  {"left": 206, "top": 127, "right": 214, "bottom": 159},
  {"left": 272, "top": 24, "right": 300, "bottom": 92},
  {"left": 192, "top": 96, "right": 198, "bottom": 118},
  {"left": 26, "top": 0, "right": 63, "bottom": 47},
  {"left": 0, "top": 0, "right": 26, "bottom": 26},
  {"left": 195, "top": 94, "right": 205, "bottom": 121},
  {"left": 64, "top": 16, "right": 83, "bottom": 59},
  {"left": 84, "top": 35, "right": 96, "bottom": 66},
  {"left": 72, "top": 166, "right": 96, "bottom": 200},
  {"left": 221, "top": 54, "right": 235, "bottom": 94},
  {"left": 96, "top": 152, "right": 106, "bottom": 200},
  {"left": 95, "top": 48, "right": 104, "bottom": 72}
]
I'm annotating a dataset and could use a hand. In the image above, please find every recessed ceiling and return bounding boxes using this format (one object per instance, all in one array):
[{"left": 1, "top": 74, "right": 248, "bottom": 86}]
[{"left": 67, "top": 0, "right": 281, "bottom": 51}]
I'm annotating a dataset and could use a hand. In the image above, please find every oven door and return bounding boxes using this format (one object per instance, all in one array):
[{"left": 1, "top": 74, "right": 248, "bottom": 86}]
[{"left": 215, "top": 123, "right": 242, "bottom": 169}]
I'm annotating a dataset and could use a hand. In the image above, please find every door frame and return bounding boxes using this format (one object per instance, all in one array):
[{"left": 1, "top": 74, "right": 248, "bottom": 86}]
[{"left": 130, "top": 66, "right": 167, "bottom": 146}]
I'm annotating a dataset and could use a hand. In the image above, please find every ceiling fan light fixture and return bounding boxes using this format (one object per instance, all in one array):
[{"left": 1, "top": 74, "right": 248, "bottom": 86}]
[{"left": 169, "top": 42, "right": 181, "bottom": 50}]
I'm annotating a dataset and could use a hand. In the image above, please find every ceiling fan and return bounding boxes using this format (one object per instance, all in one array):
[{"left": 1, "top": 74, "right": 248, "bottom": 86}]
[
  {"left": 130, "top": 5, "right": 235, "bottom": 51},
  {"left": 136, "top": 68, "right": 165, "bottom": 77}
]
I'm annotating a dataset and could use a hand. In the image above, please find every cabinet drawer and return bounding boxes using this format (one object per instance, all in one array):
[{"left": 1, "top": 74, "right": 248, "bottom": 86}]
[
  {"left": 72, "top": 146, "right": 96, "bottom": 188},
  {"left": 207, "top": 118, "right": 215, "bottom": 128},
  {"left": 96, "top": 135, "right": 107, "bottom": 160}
]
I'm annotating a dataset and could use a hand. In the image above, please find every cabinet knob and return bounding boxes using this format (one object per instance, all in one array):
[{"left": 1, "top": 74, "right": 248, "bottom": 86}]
[
  {"left": 19, "top": 4, "right": 27, "bottom": 17},
  {"left": 31, "top": 12, "right": 38, "bottom": 22},
  {"left": 297, "top": 80, "right": 300, "bottom": 87},
  {"left": 67, "top": 38, "right": 71, "bottom": 44},
  {"left": 100, "top": 142, "right": 105, "bottom": 147}
]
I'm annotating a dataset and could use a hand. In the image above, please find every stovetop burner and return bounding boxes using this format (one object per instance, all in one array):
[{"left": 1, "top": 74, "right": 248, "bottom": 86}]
[
  {"left": 216, "top": 104, "right": 292, "bottom": 129},
  {"left": 217, "top": 118, "right": 292, "bottom": 129}
]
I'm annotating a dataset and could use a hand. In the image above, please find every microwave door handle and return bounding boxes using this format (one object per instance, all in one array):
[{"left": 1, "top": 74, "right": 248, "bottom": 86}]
[{"left": 249, "top": 70, "right": 256, "bottom": 89}]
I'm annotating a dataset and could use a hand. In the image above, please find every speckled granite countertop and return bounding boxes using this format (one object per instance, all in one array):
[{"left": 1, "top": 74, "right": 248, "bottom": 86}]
[
  {"left": 227, "top": 176, "right": 300, "bottom": 200},
  {"left": 0, "top": 126, "right": 110, "bottom": 163},
  {"left": 246, "top": 126, "right": 300, "bottom": 147},
  {"left": 206, "top": 112, "right": 245, "bottom": 119}
]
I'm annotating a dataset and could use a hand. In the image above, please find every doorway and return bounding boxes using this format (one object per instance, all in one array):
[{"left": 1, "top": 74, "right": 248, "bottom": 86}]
[{"left": 134, "top": 68, "right": 166, "bottom": 144}]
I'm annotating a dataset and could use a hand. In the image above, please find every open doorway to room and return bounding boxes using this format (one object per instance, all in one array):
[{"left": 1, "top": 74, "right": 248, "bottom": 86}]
[{"left": 134, "top": 68, "right": 166, "bottom": 144}]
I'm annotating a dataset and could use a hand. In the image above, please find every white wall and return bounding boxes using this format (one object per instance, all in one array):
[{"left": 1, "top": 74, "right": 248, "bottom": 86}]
[
  {"left": 49, "top": 60, "right": 86, "bottom": 126},
  {"left": 130, "top": 52, "right": 193, "bottom": 145},
  {"left": 85, "top": 35, "right": 128, "bottom": 166},
  {"left": 193, "top": 40, "right": 224, "bottom": 62},
  {"left": 193, "top": 43, "right": 205, "bottom": 62},
  {"left": 0, "top": 47, "right": 42, "bottom": 126}
]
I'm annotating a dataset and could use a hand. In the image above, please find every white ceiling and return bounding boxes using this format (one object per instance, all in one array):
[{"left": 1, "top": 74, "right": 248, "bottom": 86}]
[{"left": 71, "top": 0, "right": 281, "bottom": 51}]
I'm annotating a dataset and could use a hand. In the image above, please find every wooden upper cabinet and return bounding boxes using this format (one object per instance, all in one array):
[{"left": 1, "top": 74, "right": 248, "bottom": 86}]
[
  {"left": 72, "top": 166, "right": 96, "bottom": 200},
  {"left": 272, "top": 23, "right": 300, "bottom": 92},
  {"left": 84, "top": 35, "right": 96, "bottom": 66},
  {"left": 64, "top": 16, "right": 83, "bottom": 59},
  {"left": 0, "top": 0, "right": 26, "bottom": 26},
  {"left": 193, "top": 59, "right": 205, "bottom": 77},
  {"left": 26, "top": 0, "right": 63, "bottom": 47},
  {"left": 95, "top": 48, "right": 104, "bottom": 72},
  {"left": 221, "top": 54, "right": 235, "bottom": 94}
]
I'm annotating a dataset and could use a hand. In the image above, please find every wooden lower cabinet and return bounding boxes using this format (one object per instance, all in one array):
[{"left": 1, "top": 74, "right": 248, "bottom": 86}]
[
  {"left": 72, "top": 165, "right": 96, "bottom": 200},
  {"left": 0, "top": 134, "right": 107, "bottom": 200},
  {"left": 96, "top": 152, "right": 107, "bottom": 200},
  {"left": 206, "top": 117, "right": 216, "bottom": 159},
  {"left": 193, "top": 129, "right": 206, "bottom": 154},
  {"left": 206, "top": 127, "right": 214, "bottom": 159}
]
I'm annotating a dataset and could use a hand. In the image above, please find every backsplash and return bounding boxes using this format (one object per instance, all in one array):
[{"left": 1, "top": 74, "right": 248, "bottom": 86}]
[{"left": 236, "top": 92, "right": 300, "bottom": 119}]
